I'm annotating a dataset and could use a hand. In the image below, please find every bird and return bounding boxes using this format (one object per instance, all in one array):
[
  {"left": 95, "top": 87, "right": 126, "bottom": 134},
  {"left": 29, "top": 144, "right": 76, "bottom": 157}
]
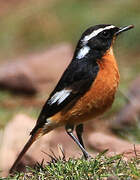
[{"left": 9, "top": 24, "right": 134, "bottom": 173}]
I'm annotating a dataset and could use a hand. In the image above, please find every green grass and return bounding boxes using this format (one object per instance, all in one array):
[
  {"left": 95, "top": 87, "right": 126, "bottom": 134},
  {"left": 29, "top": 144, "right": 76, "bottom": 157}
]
[
  {"left": 5, "top": 151, "right": 140, "bottom": 180},
  {"left": 0, "top": 0, "right": 140, "bottom": 126}
]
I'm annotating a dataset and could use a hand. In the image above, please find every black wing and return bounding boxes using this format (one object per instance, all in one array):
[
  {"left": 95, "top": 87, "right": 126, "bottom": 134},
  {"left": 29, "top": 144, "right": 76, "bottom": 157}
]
[{"left": 31, "top": 59, "right": 99, "bottom": 135}]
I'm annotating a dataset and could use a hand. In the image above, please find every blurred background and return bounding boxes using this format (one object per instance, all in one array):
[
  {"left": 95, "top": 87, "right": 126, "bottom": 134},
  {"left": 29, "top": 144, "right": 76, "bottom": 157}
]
[{"left": 0, "top": 0, "right": 140, "bottom": 175}]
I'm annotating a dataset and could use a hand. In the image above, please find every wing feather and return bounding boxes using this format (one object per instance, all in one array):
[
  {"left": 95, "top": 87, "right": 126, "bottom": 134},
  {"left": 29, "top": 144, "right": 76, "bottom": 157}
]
[{"left": 31, "top": 60, "right": 99, "bottom": 135}]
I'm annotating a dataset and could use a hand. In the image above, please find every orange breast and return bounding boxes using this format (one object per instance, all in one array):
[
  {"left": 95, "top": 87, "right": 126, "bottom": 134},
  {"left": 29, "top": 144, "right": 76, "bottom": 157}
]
[{"left": 51, "top": 47, "right": 120, "bottom": 125}]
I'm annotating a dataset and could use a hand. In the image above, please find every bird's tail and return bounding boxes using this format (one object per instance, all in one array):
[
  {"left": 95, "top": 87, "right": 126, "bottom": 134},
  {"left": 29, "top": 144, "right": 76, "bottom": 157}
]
[{"left": 9, "top": 128, "right": 43, "bottom": 174}]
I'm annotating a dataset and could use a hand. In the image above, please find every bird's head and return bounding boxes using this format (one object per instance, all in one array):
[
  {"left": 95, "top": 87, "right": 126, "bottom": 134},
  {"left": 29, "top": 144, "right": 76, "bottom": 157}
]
[{"left": 75, "top": 24, "right": 134, "bottom": 60}]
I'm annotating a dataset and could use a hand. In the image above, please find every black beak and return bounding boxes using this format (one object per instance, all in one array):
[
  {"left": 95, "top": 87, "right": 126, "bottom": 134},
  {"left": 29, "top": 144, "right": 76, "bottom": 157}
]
[{"left": 115, "top": 25, "right": 134, "bottom": 36}]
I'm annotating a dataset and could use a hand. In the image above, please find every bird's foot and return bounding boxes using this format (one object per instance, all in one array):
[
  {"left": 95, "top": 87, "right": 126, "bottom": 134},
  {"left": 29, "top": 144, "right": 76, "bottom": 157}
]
[{"left": 83, "top": 151, "right": 93, "bottom": 160}]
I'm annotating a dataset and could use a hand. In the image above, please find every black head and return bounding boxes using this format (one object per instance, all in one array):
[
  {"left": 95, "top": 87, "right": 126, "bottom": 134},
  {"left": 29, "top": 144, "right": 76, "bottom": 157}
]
[{"left": 74, "top": 24, "right": 134, "bottom": 60}]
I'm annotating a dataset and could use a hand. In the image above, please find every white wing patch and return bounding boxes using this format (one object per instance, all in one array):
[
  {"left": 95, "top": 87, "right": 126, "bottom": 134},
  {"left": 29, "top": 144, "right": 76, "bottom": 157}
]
[
  {"left": 82, "top": 25, "right": 115, "bottom": 44},
  {"left": 48, "top": 89, "right": 72, "bottom": 105},
  {"left": 77, "top": 46, "right": 90, "bottom": 59}
]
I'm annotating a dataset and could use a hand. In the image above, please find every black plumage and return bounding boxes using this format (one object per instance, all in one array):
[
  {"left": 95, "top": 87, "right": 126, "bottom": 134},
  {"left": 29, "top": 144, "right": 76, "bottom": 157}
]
[{"left": 31, "top": 58, "right": 99, "bottom": 135}]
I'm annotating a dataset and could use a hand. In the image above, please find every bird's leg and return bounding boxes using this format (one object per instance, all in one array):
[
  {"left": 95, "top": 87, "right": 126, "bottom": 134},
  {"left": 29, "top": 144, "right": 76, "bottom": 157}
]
[
  {"left": 65, "top": 124, "right": 90, "bottom": 159},
  {"left": 76, "top": 124, "right": 85, "bottom": 148}
]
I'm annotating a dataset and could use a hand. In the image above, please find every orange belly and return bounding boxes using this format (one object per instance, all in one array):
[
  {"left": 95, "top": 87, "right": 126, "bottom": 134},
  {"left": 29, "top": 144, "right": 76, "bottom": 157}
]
[{"left": 50, "top": 48, "right": 120, "bottom": 125}]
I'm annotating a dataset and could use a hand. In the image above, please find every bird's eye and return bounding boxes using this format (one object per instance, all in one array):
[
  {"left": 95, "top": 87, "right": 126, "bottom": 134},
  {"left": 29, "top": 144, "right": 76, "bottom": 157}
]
[{"left": 102, "top": 30, "right": 110, "bottom": 38}]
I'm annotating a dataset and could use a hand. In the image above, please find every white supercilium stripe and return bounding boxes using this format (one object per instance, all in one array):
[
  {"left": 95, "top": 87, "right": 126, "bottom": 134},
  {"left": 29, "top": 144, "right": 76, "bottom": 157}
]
[
  {"left": 82, "top": 25, "right": 115, "bottom": 43},
  {"left": 77, "top": 46, "right": 90, "bottom": 59},
  {"left": 48, "top": 89, "right": 72, "bottom": 105}
]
